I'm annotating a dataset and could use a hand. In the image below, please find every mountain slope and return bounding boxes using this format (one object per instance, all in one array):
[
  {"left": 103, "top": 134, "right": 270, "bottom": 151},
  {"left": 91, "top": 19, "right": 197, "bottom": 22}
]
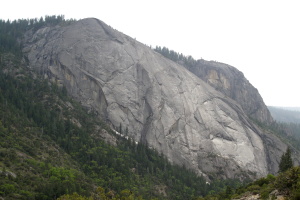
[
  {"left": 1, "top": 52, "right": 236, "bottom": 200},
  {"left": 184, "top": 60, "right": 273, "bottom": 124},
  {"left": 22, "top": 18, "right": 291, "bottom": 179},
  {"left": 154, "top": 47, "right": 273, "bottom": 125}
]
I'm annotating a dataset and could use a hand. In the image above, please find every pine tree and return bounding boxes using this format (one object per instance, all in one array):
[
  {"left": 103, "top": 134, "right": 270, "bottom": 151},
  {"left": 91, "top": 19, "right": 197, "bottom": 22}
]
[{"left": 278, "top": 147, "right": 293, "bottom": 173}]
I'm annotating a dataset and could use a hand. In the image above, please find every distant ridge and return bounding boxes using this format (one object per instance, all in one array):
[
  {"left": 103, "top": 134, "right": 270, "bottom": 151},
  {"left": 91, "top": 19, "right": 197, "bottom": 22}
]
[{"left": 268, "top": 106, "right": 300, "bottom": 123}]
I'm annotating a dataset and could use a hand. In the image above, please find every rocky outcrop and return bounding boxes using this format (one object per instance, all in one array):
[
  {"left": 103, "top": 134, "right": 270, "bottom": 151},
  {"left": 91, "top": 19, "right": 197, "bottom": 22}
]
[
  {"left": 22, "top": 18, "right": 288, "bottom": 179},
  {"left": 184, "top": 60, "right": 273, "bottom": 124}
]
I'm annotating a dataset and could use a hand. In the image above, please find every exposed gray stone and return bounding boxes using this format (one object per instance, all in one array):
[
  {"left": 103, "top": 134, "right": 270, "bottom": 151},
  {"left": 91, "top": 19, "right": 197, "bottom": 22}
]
[
  {"left": 22, "top": 18, "right": 295, "bottom": 179},
  {"left": 93, "top": 126, "right": 117, "bottom": 146},
  {"left": 0, "top": 170, "right": 17, "bottom": 178},
  {"left": 184, "top": 60, "right": 273, "bottom": 124}
]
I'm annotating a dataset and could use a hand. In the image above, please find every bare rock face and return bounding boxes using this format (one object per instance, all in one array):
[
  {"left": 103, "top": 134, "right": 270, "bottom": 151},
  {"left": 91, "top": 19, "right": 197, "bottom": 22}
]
[
  {"left": 184, "top": 60, "right": 273, "bottom": 124},
  {"left": 23, "top": 18, "right": 288, "bottom": 179}
]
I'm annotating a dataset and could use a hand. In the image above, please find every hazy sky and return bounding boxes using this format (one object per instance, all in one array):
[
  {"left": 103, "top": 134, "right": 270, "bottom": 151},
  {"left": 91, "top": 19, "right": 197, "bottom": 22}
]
[{"left": 1, "top": 0, "right": 299, "bottom": 107}]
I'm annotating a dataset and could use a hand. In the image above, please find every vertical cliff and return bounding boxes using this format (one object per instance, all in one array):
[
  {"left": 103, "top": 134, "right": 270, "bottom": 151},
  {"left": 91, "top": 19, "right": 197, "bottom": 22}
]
[{"left": 22, "top": 18, "right": 289, "bottom": 179}]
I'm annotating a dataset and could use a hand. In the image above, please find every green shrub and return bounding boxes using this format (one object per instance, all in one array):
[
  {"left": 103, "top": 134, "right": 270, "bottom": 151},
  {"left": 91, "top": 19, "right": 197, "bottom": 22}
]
[
  {"left": 254, "top": 177, "right": 269, "bottom": 186},
  {"left": 0, "top": 183, "right": 16, "bottom": 195},
  {"left": 266, "top": 174, "right": 276, "bottom": 182},
  {"left": 291, "top": 189, "right": 300, "bottom": 200},
  {"left": 260, "top": 187, "right": 273, "bottom": 200},
  {"left": 275, "top": 167, "right": 300, "bottom": 192},
  {"left": 247, "top": 185, "right": 260, "bottom": 194}
]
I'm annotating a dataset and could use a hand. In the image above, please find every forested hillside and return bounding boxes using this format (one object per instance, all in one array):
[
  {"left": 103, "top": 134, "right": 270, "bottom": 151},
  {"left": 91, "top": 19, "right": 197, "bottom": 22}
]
[
  {"left": 0, "top": 16, "right": 244, "bottom": 200},
  {"left": 2, "top": 16, "right": 300, "bottom": 200}
]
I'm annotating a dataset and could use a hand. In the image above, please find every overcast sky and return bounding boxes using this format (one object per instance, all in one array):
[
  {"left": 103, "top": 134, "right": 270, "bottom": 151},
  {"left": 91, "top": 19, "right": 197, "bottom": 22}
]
[{"left": 1, "top": 0, "right": 299, "bottom": 107}]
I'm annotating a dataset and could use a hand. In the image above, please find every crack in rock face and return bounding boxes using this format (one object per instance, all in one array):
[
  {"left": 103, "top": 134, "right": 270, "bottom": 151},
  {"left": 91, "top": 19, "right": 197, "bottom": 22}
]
[{"left": 23, "top": 18, "right": 291, "bottom": 179}]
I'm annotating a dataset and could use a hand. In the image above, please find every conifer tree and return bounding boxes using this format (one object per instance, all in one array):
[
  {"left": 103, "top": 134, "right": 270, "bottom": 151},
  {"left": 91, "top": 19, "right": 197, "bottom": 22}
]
[{"left": 278, "top": 147, "right": 293, "bottom": 173}]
